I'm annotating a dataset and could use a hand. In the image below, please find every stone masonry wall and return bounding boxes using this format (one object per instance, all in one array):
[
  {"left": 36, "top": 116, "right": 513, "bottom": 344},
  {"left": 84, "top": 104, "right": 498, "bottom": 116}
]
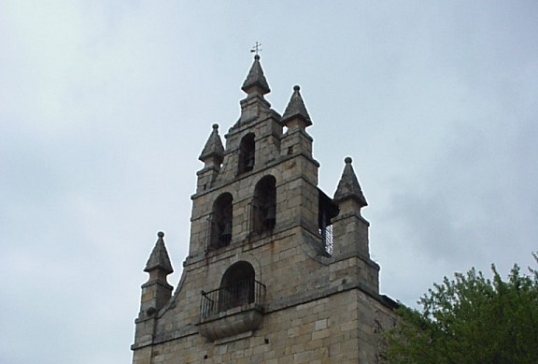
[
  {"left": 132, "top": 56, "right": 398, "bottom": 364},
  {"left": 132, "top": 217, "right": 396, "bottom": 364},
  {"left": 133, "top": 287, "right": 395, "bottom": 364}
]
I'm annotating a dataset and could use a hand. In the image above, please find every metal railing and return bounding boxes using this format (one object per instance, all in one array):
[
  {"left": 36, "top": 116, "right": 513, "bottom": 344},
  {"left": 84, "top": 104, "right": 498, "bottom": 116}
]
[
  {"left": 320, "top": 224, "right": 333, "bottom": 255},
  {"left": 200, "top": 279, "right": 266, "bottom": 320}
]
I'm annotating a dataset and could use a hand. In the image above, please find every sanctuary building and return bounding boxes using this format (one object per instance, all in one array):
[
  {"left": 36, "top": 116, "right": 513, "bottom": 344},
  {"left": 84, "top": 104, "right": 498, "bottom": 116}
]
[{"left": 131, "top": 55, "right": 398, "bottom": 364}]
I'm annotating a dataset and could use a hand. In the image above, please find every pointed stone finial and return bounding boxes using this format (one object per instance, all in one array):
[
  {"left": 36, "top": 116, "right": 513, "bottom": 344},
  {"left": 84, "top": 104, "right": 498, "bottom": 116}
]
[
  {"left": 199, "top": 123, "right": 225, "bottom": 164},
  {"left": 144, "top": 231, "right": 173, "bottom": 274},
  {"left": 334, "top": 157, "right": 367, "bottom": 207},
  {"left": 281, "top": 85, "right": 312, "bottom": 127},
  {"left": 241, "top": 55, "right": 271, "bottom": 95}
]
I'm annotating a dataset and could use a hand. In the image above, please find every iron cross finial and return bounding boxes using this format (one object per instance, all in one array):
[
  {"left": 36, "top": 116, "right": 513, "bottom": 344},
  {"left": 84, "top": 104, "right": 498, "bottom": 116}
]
[{"left": 250, "top": 42, "right": 262, "bottom": 56}]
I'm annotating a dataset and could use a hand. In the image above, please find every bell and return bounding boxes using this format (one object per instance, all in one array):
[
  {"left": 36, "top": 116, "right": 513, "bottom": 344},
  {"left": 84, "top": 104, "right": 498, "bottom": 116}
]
[
  {"left": 221, "top": 221, "right": 232, "bottom": 244},
  {"left": 263, "top": 204, "right": 276, "bottom": 228},
  {"left": 245, "top": 156, "right": 255, "bottom": 170}
]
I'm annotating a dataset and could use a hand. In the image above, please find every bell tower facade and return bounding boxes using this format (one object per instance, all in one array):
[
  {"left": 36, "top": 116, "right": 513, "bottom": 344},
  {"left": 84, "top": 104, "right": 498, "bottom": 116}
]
[{"left": 131, "top": 55, "right": 398, "bottom": 364}]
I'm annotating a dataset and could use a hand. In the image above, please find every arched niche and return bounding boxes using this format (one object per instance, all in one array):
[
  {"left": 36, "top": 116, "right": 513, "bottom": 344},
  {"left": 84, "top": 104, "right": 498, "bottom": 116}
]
[
  {"left": 251, "top": 175, "right": 277, "bottom": 233},
  {"left": 209, "top": 193, "right": 233, "bottom": 250},
  {"left": 219, "top": 261, "right": 255, "bottom": 311},
  {"left": 238, "top": 133, "right": 255, "bottom": 174}
]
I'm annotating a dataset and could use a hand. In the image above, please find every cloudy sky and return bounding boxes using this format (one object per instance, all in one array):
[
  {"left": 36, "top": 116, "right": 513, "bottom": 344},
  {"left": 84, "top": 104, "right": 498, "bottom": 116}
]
[{"left": 1, "top": 1, "right": 537, "bottom": 363}]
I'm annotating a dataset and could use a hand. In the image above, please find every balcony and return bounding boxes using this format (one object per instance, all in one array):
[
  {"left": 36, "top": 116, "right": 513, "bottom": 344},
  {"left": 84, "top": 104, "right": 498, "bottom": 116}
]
[{"left": 198, "top": 279, "right": 266, "bottom": 341}]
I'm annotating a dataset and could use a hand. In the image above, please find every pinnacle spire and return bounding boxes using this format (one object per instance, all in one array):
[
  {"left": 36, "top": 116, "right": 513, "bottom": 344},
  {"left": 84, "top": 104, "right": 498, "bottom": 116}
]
[
  {"left": 281, "top": 85, "right": 312, "bottom": 127},
  {"left": 241, "top": 55, "right": 271, "bottom": 95},
  {"left": 198, "top": 124, "right": 225, "bottom": 164},
  {"left": 144, "top": 232, "right": 173, "bottom": 274},
  {"left": 334, "top": 157, "right": 367, "bottom": 207}
]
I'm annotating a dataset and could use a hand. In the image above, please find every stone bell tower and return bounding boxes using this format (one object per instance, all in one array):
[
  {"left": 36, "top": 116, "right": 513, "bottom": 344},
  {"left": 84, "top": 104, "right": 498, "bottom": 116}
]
[{"left": 131, "top": 55, "right": 398, "bottom": 364}]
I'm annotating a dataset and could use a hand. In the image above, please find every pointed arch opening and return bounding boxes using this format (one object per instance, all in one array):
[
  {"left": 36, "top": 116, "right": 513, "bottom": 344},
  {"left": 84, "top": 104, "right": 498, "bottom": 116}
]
[
  {"left": 238, "top": 133, "right": 255, "bottom": 174},
  {"left": 209, "top": 193, "right": 233, "bottom": 250},
  {"left": 251, "top": 175, "right": 277, "bottom": 233},
  {"left": 219, "top": 261, "right": 255, "bottom": 311}
]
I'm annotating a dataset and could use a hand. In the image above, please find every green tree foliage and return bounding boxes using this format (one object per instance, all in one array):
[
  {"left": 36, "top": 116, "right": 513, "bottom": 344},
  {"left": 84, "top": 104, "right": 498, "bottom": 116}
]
[{"left": 386, "top": 255, "right": 538, "bottom": 364}]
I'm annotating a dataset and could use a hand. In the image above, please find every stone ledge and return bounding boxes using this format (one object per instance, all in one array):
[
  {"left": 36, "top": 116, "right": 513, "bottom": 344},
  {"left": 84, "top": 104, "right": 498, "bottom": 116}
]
[
  {"left": 198, "top": 303, "right": 264, "bottom": 342},
  {"left": 214, "top": 330, "right": 254, "bottom": 345}
]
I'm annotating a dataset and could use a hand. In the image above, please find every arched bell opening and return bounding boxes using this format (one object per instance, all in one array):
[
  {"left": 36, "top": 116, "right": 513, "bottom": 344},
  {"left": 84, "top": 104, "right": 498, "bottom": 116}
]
[
  {"left": 251, "top": 175, "right": 277, "bottom": 234},
  {"left": 209, "top": 193, "right": 233, "bottom": 250},
  {"left": 238, "top": 133, "right": 255, "bottom": 174}
]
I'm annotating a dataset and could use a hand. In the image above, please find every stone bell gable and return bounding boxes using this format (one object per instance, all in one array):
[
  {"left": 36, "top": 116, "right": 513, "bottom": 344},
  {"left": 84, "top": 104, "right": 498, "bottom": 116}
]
[{"left": 131, "top": 55, "right": 398, "bottom": 364}]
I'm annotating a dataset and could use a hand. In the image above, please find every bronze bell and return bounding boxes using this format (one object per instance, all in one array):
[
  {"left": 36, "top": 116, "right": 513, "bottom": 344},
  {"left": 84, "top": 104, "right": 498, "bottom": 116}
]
[
  {"left": 221, "top": 221, "right": 232, "bottom": 241},
  {"left": 263, "top": 204, "right": 276, "bottom": 228}
]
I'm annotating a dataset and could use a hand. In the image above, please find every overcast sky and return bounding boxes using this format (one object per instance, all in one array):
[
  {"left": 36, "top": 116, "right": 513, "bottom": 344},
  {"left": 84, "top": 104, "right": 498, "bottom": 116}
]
[{"left": 1, "top": 1, "right": 537, "bottom": 364}]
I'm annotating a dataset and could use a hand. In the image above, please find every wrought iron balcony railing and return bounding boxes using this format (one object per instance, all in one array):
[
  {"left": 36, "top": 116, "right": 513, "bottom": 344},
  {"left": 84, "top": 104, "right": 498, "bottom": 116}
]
[{"left": 200, "top": 279, "right": 266, "bottom": 320}]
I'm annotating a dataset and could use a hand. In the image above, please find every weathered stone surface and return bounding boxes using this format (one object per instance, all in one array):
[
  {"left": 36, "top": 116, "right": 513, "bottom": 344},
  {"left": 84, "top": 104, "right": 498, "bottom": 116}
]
[
  {"left": 241, "top": 55, "right": 271, "bottom": 95},
  {"left": 199, "top": 304, "right": 264, "bottom": 341},
  {"left": 131, "top": 56, "right": 398, "bottom": 364},
  {"left": 144, "top": 232, "right": 173, "bottom": 274},
  {"left": 334, "top": 157, "right": 367, "bottom": 207},
  {"left": 199, "top": 123, "right": 225, "bottom": 165},
  {"left": 281, "top": 85, "right": 312, "bottom": 127}
]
